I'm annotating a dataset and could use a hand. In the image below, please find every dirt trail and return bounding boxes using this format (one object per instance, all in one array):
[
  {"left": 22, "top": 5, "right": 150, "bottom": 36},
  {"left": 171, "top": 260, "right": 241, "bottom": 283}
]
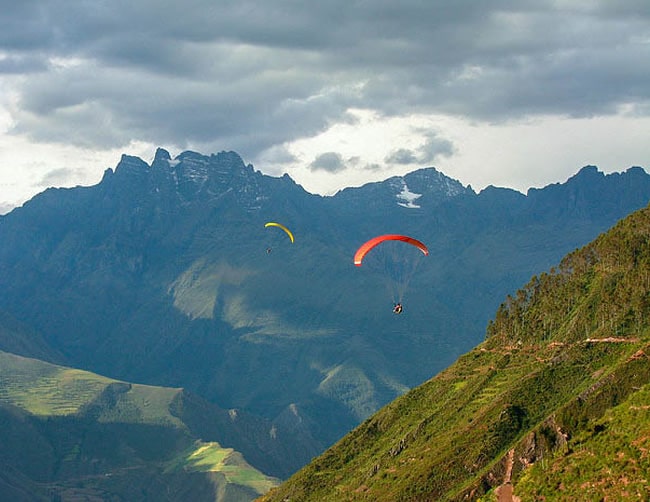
[
  {"left": 494, "top": 449, "right": 520, "bottom": 502},
  {"left": 584, "top": 337, "right": 639, "bottom": 343}
]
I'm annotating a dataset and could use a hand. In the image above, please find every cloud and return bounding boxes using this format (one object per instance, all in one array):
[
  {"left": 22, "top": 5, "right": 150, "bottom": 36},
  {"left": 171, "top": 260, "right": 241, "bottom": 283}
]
[
  {"left": 35, "top": 167, "right": 80, "bottom": 188},
  {"left": 417, "top": 132, "right": 455, "bottom": 163},
  {"left": 0, "top": 201, "right": 15, "bottom": 215},
  {"left": 0, "top": 0, "right": 648, "bottom": 159},
  {"left": 258, "top": 144, "right": 298, "bottom": 165},
  {"left": 0, "top": 0, "right": 649, "bottom": 210},
  {"left": 385, "top": 132, "right": 455, "bottom": 166},
  {"left": 309, "top": 152, "right": 346, "bottom": 173},
  {"left": 0, "top": 54, "right": 48, "bottom": 74},
  {"left": 385, "top": 148, "right": 418, "bottom": 165}
]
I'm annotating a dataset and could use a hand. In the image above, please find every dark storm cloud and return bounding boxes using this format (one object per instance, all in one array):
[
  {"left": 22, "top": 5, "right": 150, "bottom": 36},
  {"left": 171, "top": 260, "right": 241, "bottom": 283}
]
[
  {"left": 417, "top": 133, "right": 455, "bottom": 163},
  {"left": 309, "top": 152, "right": 345, "bottom": 173},
  {"left": 0, "top": 54, "right": 48, "bottom": 74},
  {"left": 385, "top": 149, "right": 418, "bottom": 165},
  {"left": 1, "top": 0, "right": 649, "bottom": 159}
]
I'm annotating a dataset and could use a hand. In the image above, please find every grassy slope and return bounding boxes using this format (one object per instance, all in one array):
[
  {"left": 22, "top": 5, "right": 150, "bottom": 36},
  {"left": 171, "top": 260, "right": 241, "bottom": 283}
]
[
  {"left": 513, "top": 383, "right": 650, "bottom": 500},
  {"left": 0, "top": 350, "right": 279, "bottom": 501},
  {"left": 260, "top": 205, "right": 650, "bottom": 501}
]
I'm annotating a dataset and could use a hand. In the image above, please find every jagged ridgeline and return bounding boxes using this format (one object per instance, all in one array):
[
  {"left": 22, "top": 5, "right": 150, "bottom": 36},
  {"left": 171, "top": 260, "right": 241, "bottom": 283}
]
[{"left": 260, "top": 204, "right": 650, "bottom": 501}]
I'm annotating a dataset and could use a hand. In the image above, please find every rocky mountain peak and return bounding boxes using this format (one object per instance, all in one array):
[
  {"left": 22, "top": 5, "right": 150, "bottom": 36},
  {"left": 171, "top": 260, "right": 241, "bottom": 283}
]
[
  {"left": 113, "top": 154, "right": 149, "bottom": 178},
  {"left": 154, "top": 147, "right": 172, "bottom": 162},
  {"left": 100, "top": 149, "right": 270, "bottom": 208},
  {"left": 168, "top": 150, "right": 264, "bottom": 206},
  {"left": 402, "top": 167, "right": 471, "bottom": 197},
  {"left": 333, "top": 166, "right": 471, "bottom": 211}
]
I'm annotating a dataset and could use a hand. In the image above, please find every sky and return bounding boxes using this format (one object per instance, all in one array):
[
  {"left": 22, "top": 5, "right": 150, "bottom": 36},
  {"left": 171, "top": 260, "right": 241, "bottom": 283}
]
[{"left": 1, "top": 0, "right": 649, "bottom": 214}]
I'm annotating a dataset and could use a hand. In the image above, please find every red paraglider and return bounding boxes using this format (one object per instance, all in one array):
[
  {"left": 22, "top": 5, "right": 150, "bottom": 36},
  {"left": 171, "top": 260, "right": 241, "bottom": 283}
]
[
  {"left": 353, "top": 234, "right": 429, "bottom": 310},
  {"left": 354, "top": 234, "right": 428, "bottom": 266}
]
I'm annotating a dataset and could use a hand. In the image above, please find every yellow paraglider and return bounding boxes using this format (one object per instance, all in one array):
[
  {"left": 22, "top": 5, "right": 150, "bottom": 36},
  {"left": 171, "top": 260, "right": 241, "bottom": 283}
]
[{"left": 264, "top": 222, "right": 294, "bottom": 243}]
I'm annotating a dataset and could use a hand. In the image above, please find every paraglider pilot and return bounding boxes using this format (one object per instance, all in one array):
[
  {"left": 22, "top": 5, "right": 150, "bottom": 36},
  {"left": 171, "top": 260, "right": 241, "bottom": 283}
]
[{"left": 393, "top": 303, "right": 403, "bottom": 314}]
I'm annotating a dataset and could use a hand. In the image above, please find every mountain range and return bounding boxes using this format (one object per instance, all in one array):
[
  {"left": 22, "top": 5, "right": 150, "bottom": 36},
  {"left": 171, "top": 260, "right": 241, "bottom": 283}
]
[{"left": 1, "top": 148, "right": 649, "bottom": 486}]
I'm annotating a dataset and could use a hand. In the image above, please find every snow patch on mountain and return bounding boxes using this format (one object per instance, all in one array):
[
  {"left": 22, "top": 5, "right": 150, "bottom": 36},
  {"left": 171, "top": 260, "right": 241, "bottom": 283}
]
[{"left": 396, "top": 181, "right": 422, "bottom": 208}]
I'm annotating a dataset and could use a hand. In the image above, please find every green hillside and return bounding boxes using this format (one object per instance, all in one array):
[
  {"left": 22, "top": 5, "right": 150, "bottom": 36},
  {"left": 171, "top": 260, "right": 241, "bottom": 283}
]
[
  {"left": 0, "top": 351, "right": 279, "bottom": 501},
  {"left": 260, "top": 205, "right": 650, "bottom": 501}
]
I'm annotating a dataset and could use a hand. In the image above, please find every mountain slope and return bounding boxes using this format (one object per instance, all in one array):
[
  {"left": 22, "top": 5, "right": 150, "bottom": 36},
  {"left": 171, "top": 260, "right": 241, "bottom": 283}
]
[
  {"left": 513, "top": 383, "right": 650, "bottom": 500},
  {"left": 260, "top": 203, "right": 650, "bottom": 501},
  {"left": 1, "top": 149, "right": 649, "bottom": 478},
  {"left": 0, "top": 308, "right": 64, "bottom": 364},
  {"left": 0, "top": 350, "right": 279, "bottom": 501}
]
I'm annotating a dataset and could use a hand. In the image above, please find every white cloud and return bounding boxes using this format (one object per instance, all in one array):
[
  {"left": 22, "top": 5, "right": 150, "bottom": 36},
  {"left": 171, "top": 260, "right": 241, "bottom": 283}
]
[{"left": 0, "top": 0, "right": 649, "bottom": 211}]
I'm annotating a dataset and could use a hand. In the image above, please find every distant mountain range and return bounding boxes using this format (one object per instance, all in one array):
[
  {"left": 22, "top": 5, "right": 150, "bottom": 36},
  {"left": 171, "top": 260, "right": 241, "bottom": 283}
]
[
  {"left": 260, "top": 192, "right": 650, "bottom": 501},
  {"left": 1, "top": 148, "right": 649, "bottom": 483}
]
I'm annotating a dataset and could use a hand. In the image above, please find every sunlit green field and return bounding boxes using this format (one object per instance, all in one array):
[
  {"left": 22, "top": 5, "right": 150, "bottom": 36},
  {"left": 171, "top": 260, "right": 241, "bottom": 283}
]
[
  {"left": 0, "top": 351, "right": 183, "bottom": 425},
  {"left": 0, "top": 351, "right": 112, "bottom": 415},
  {"left": 180, "top": 441, "right": 279, "bottom": 494}
]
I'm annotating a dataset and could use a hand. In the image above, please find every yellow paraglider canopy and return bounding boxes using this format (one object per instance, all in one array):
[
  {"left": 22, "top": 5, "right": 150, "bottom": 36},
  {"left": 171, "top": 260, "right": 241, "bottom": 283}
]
[{"left": 264, "top": 222, "right": 294, "bottom": 243}]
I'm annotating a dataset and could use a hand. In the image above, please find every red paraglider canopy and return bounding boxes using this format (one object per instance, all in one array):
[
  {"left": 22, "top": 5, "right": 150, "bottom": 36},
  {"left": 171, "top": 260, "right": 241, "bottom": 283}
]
[{"left": 354, "top": 234, "right": 428, "bottom": 266}]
